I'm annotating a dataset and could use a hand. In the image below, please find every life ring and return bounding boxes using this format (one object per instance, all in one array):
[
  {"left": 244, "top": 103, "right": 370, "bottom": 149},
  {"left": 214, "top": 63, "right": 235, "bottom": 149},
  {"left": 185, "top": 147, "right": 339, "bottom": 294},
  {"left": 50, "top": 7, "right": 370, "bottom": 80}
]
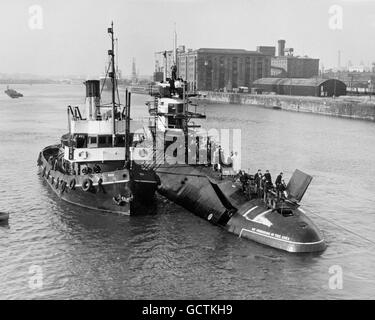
[
  {"left": 61, "top": 181, "right": 67, "bottom": 193},
  {"left": 93, "top": 165, "right": 101, "bottom": 174},
  {"left": 41, "top": 167, "right": 46, "bottom": 177},
  {"left": 82, "top": 178, "right": 93, "bottom": 192},
  {"left": 69, "top": 178, "right": 76, "bottom": 190}
]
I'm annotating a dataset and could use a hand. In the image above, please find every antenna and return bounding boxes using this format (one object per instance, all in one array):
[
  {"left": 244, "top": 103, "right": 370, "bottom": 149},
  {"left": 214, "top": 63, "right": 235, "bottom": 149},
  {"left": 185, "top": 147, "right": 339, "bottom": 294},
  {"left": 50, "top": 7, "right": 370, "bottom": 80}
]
[
  {"left": 115, "top": 38, "right": 119, "bottom": 75},
  {"left": 174, "top": 22, "right": 177, "bottom": 65}
]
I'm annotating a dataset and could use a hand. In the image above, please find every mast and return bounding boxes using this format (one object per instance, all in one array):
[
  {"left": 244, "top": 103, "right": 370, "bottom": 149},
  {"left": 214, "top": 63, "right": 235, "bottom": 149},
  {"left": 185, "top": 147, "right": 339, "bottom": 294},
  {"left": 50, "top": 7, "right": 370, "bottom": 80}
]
[
  {"left": 125, "top": 89, "right": 131, "bottom": 165},
  {"left": 163, "top": 51, "right": 167, "bottom": 82},
  {"left": 108, "top": 21, "right": 116, "bottom": 147}
]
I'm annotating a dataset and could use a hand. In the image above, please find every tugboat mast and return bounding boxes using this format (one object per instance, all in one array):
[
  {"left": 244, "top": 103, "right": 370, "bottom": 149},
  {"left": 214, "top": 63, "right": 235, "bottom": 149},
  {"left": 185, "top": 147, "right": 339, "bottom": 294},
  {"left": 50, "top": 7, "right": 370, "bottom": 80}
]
[{"left": 108, "top": 21, "right": 116, "bottom": 147}]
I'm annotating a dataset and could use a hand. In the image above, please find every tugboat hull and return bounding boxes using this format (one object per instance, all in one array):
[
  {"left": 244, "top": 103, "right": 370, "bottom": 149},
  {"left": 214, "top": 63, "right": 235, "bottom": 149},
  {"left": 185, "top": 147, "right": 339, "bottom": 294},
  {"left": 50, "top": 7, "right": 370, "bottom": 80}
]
[
  {"left": 39, "top": 167, "right": 131, "bottom": 214},
  {"left": 38, "top": 146, "right": 156, "bottom": 215}
]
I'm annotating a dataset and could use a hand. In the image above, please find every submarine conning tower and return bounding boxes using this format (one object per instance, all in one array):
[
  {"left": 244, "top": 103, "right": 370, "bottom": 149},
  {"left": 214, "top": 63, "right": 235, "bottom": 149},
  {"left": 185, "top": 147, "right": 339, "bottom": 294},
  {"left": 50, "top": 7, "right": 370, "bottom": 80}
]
[{"left": 85, "top": 80, "right": 101, "bottom": 120}]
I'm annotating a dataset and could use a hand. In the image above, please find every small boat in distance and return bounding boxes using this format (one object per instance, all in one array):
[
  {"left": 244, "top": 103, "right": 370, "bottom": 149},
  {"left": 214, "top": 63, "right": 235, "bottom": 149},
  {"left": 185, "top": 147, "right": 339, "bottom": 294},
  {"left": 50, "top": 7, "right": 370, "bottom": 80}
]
[{"left": 5, "top": 86, "right": 23, "bottom": 98}]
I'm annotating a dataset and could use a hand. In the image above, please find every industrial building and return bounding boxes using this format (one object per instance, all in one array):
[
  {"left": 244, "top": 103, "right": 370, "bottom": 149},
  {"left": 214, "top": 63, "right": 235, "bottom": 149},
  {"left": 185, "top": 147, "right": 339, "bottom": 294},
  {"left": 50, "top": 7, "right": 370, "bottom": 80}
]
[
  {"left": 270, "top": 40, "right": 320, "bottom": 78},
  {"left": 256, "top": 46, "right": 276, "bottom": 57},
  {"left": 253, "top": 78, "right": 347, "bottom": 97},
  {"left": 154, "top": 39, "right": 319, "bottom": 91},
  {"left": 177, "top": 47, "right": 271, "bottom": 91}
]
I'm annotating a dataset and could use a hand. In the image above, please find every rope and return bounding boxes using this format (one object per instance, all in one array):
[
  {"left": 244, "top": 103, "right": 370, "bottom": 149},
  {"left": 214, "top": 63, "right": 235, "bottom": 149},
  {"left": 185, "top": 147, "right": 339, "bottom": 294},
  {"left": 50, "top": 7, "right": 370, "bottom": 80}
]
[
  {"left": 306, "top": 209, "right": 375, "bottom": 246},
  {"left": 100, "top": 62, "right": 112, "bottom": 96}
]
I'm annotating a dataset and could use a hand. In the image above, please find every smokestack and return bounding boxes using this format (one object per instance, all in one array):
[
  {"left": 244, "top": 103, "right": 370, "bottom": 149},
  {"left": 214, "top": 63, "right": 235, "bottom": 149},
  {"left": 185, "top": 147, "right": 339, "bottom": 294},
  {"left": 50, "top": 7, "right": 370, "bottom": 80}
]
[
  {"left": 85, "top": 80, "right": 101, "bottom": 120},
  {"left": 278, "top": 40, "right": 286, "bottom": 57}
]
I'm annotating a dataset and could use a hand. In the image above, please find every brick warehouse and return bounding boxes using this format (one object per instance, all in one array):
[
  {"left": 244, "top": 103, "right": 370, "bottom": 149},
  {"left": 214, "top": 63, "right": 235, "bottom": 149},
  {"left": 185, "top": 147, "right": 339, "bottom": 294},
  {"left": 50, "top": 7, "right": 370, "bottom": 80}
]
[
  {"left": 176, "top": 48, "right": 271, "bottom": 92},
  {"left": 270, "top": 40, "right": 320, "bottom": 78},
  {"left": 271, "top": 56, "right": 320, "bottom": 78}
]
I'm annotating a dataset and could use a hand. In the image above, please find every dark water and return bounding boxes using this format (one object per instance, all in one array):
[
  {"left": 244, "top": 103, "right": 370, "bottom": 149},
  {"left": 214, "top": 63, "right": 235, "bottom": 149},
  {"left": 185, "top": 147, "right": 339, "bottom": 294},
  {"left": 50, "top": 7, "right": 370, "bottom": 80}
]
[{"left": 0, "top": 84, "right": 374, "bottom": 299}]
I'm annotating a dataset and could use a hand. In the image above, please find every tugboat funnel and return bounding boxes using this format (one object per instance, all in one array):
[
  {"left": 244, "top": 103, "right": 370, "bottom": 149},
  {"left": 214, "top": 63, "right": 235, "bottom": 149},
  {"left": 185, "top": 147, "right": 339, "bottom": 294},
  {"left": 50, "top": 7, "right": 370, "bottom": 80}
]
[{"left": 85, "top": 80, "right": 101, "bottom": 120}]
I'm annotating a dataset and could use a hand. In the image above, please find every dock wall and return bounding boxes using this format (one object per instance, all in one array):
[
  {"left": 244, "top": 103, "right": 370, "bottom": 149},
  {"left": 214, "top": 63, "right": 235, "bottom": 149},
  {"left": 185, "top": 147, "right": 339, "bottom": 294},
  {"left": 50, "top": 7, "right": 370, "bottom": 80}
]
[{"left": 199, "top": 92, "right": 375, "bottom": 121}]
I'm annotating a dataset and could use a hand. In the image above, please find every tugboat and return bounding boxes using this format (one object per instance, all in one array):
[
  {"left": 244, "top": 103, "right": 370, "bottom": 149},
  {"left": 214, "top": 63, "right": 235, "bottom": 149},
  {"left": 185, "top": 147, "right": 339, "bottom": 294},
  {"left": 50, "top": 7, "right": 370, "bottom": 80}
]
[
  {"left": 5, "top": 86, "right": 23, "bottom": 98},
  {"left": 37, "top": 23, "right": 158, "bottom": 215},
  {"left": 138, "top": 65, "right": 326, "bottom": 253}
]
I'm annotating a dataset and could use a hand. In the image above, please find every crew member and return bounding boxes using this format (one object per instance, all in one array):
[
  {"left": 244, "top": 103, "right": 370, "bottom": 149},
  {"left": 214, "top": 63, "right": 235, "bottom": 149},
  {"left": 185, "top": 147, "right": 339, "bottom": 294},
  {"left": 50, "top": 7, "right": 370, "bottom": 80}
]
[
  {"left": 239, "top": 170, "right": 247, "bottom": 193},
  {"left": 254, "top": 169, "right": 262, "bottom": 197},
  {"left": 264, "top": 170, "right": 272, "bottom": 185},
  {"left": 275, "top": 172, "right": 283, "bottom": 188},
  {"left": 275, "top": 172, "right": 284, "bottom": 198},
  {"left": 262, "top": 176, "right": 269, "bottom": 201}
]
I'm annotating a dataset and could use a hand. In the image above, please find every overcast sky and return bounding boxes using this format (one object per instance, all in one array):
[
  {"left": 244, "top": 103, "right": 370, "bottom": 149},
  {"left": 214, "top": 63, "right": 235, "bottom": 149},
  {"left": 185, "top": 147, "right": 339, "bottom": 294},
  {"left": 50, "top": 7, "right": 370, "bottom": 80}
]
[{"left": 0, "top": 0, "right": 375, "bottom": 77}]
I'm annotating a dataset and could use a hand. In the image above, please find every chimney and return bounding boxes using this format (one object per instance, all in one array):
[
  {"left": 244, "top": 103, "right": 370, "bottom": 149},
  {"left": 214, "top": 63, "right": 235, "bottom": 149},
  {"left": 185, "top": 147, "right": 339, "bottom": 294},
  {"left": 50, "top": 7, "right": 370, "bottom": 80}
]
[
  {"left": 85, "top": 80, "right": 101, "bottom": 120},
  {"left": 278, "top": 40, "right": 286, "bottom": 57}
]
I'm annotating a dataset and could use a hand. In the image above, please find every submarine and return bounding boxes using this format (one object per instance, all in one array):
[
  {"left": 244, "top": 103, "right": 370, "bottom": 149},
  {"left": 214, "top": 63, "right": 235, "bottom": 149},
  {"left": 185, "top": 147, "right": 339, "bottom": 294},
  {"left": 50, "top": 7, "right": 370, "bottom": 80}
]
[{"left": 134, "top": 71, "right": 326, "bottom": 253}]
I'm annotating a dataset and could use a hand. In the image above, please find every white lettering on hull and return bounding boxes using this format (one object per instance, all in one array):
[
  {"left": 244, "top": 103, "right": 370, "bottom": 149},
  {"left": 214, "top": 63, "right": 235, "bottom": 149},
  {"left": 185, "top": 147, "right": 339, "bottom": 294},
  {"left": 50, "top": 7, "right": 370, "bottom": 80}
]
[
  {"left": 239, "top": 227, "right": 325, "bottom": 246},
  {"left": 243, "top": 206, "right": 273, "bottom": 227}
]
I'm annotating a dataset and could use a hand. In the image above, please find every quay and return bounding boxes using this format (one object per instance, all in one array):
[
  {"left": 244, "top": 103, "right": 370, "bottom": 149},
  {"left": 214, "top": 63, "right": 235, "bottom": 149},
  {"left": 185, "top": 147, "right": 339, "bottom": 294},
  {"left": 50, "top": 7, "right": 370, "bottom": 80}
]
[{"left": 198, "top": 92, "right": 375, "bottom": 122}]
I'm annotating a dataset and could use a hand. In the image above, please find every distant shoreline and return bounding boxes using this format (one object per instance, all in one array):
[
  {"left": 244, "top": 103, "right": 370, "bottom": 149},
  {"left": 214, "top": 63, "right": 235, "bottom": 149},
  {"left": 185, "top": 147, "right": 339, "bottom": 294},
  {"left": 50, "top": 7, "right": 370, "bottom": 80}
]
[{"left": 0, "top": 80, "right": 84, "bottom": 85}]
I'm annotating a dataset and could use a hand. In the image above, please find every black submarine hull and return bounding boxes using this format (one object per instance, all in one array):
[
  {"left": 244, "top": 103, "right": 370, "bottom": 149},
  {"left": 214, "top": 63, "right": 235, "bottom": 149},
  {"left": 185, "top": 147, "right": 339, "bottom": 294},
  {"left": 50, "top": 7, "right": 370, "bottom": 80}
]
[{"left": 155, "top": 164, "right": 326, "bottom": 253}]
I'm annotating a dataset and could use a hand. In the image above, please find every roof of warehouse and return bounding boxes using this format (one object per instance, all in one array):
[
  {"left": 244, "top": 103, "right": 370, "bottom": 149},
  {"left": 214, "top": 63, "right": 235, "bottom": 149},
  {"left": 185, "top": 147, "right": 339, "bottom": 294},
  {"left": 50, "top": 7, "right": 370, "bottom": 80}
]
[
  {"left": 196, "top": 48, "right": 265, "bottom": 55},
  {"left": 253, "top": 78, "right": 346, "bottom": 87}
]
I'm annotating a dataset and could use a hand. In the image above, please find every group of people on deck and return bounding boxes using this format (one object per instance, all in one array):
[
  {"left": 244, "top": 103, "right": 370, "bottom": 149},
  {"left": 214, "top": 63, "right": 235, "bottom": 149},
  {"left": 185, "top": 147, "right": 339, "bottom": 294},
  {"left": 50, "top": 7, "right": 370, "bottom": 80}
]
[{"left": 238, "top": 169, "right": 287, "bottom": 200}]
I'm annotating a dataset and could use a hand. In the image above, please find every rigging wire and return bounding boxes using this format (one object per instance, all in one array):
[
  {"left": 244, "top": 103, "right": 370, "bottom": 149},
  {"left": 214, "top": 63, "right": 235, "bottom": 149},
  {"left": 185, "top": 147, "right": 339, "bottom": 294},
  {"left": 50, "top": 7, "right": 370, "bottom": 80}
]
[
  {"left": 100, "top": 61, "right": 111, "bottom": 97},
  {"left": 305, "top": 208, "right": 375, "bottom": 246}
]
